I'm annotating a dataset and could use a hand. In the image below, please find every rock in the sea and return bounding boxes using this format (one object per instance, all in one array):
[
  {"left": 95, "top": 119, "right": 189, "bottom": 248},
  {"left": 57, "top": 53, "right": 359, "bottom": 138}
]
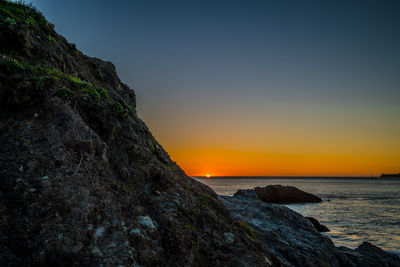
[
  {"left": 254, "top": 185, "right": 322, "bottom": 204},
  {"left": 306, "top": 216, "right": 330, "bottom": 232}
]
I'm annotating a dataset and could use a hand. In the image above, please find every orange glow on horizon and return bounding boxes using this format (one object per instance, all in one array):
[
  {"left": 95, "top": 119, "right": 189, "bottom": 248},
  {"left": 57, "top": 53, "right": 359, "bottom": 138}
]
[
  {"left": 168, "top": 148, "right": 400, "bottom": 177},
  {"left": 143, "top": 102, "right": 400, "bottom": 177}
]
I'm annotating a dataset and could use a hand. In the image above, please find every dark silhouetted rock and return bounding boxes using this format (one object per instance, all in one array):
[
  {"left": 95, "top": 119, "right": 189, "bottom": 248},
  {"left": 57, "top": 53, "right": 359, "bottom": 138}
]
[
  {"left": 337, "top": 242, "right": 400, "bottom": 267},
  {"left": 306, "top": 216, "right": 330, "bottom": 232},
  {"left": 380, "top": 173, "right": 400, "bottom": 178},
  {"left": 0, "top": 2, "right": 277, "bottom": 266},
  {"left": 254, "top": 185, "right": 322, "bottom": 204}
]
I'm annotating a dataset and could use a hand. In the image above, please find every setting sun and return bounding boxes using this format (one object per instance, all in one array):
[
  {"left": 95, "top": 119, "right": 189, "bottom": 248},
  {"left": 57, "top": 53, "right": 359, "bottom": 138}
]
[{"left": 205, "top": 174, "right": 211, "bottom": 178}]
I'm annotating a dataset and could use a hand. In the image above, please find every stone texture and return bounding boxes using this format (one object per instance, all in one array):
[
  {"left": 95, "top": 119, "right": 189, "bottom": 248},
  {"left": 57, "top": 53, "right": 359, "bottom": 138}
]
[{"left": 220, "top": 193, "right": 400, "bottom": 267}]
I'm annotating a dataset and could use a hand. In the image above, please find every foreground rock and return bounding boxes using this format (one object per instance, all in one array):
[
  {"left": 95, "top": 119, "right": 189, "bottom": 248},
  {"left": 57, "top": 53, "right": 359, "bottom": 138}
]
[
  {"left": 221, "top": 193, "right": 400, "bottom": 267},
  {"left": 255, "top": 185, "right": 322, "bottom": 204},
  {"left": 339, "top": 242, "right": 400, "bottom": 267},
  {"left": 306, "top": 217, "right": 330, "bottom": 232},
  {"left": 0, "top": 2, "right": 276, "bottom": 266}
]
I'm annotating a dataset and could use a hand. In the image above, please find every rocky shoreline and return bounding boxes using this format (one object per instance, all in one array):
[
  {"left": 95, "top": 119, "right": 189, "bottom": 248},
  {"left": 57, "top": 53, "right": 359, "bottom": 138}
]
[{"left": 220, "top": 190, "right": 400, "bottom": 267}]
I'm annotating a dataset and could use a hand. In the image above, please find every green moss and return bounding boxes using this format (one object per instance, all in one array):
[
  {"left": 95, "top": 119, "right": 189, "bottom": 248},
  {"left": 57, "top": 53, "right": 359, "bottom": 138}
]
[
  {"left": 41, "top": 67, "right": 66, "bottom": 81},
  {"left": 80, "top": 86, "right": 101, "bottom": 101},
  {"left": 26, "top": 16, "right": 36, "bottom": 26},
  {"left": 112, "top": 101, "right": 124, "bottom": 114},
  {"left": 3, "top": 16, "right": 16, "bottom": 29},
  {"left": 97, "top": 87, "right": 109, "bottom": 99},
  {"left": 199, "top": 193, "right": 212, "bottom": 207},
  {"left": 56, "top": 87, "right": 73, "bottom": 98},
  {"left": 126, "top": 104, "right": 136, "bottom": 116},
  {"left": 0, "top": 0, "right": 47, "bottom": 27},
  {"left": 0, "top": 56, "right": 36, "bottom": 74},
  {"left": 147, "top": 139, "right": 155, "bottom": 152},
  {"left": 47, "top": 35, "right": 55, "bottom": 44},
  {"left": 239, "top": 221, "right": 256, "bottom": 239},
  {"left": 31, "top": 75, "right": 46, "bottom": 90},
  {"left": 69, "top": 76, "right": 91, "bottom": 88}
]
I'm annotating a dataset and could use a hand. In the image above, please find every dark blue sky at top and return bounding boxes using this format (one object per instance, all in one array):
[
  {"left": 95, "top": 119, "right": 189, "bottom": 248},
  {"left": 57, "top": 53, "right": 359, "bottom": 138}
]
[{"left": 26, "top": 0, "right": 400, "bottom": 141}]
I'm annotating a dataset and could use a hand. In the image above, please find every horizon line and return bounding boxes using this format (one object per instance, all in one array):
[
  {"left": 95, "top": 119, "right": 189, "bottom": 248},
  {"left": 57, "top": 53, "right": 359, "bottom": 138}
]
[{"left": 191, "top": 175, "right": 400, "bottom": 179}]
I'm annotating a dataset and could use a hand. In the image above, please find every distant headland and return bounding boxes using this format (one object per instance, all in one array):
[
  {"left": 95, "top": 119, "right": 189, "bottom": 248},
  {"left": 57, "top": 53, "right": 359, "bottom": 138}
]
[{"left": 380, "top": 173, "right": 400, "bottom": 178}]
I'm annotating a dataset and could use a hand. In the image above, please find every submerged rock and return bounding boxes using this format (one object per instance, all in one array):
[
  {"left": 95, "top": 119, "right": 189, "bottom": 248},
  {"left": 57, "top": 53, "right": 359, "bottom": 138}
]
[{"left": 254, "top": 185, "right": 322, "bottom": 204}]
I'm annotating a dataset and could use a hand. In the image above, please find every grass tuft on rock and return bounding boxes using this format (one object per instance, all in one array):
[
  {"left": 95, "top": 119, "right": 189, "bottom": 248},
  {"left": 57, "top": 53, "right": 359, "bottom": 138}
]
[
  {"left": 239, "top": 221, "right": 256, "bottom": 239},
  {"left": 0, "top": 0, "right": 47, "bottom": 27}
]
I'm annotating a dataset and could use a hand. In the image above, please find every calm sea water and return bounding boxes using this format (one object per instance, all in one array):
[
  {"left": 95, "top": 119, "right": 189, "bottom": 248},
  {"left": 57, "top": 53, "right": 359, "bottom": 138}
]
[{"left": 194, "top": 177, "right": 400, "bottom": 256}]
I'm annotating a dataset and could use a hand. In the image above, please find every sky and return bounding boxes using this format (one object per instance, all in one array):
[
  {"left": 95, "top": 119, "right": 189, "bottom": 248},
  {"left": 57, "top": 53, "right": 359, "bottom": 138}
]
[{"left": 25, "top": 0, "right": 400, "bottom": 176}]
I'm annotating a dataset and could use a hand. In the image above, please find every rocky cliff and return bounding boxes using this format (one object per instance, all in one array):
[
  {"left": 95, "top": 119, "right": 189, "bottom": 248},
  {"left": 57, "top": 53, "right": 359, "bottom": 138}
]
[
  {"left": 0, "top": 2, "right": 275, "bottom": 266},
  {"left": 1, "top": 2, "right": 399, "bottom": 267}
]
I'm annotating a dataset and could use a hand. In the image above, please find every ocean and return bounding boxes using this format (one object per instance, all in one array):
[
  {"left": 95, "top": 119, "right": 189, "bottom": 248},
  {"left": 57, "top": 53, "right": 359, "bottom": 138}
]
[{"left": 194, "top": 177, "right": 400, "bottom": 256}]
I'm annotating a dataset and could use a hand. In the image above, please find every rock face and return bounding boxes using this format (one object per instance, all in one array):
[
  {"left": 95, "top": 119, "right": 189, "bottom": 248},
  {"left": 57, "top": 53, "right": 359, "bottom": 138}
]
[
  {"left": 306, "top": 217, "right": 330, "bottom": 232},
  {"left": 233, "top": 189, "right": 259, "bottom": 199},
  {"left": 0, "top": 2, "right": 275, "bottom": 266},
  {"left": 338, "top": 242, "right": 400, "bottom": 267},
  {"left": 255, "top": 185, "right": 322, "bottom": 204},
  {"left": 221, "top": 193, "right": 400, "bottom": 267}
]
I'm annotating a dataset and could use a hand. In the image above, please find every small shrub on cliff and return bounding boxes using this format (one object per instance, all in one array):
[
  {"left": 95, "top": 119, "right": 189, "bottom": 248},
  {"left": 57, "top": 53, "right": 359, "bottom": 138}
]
[
  {"left": 127, "top": 104, "right": 136, "bottom": 116},
  {"left": 0, "top": 57, "right": 24, "bottom": 72},
  {"left": 69, "top": 76, "right": 91, "bottom": 88},
  {"left": 111, "top": 101, "right": 136, "bottom": 117},
  {"left": 80, "top": 86, "right": 101, "bottom": 101},
  {"left": 97, "top": 87, "right": 109, "bottom": 99},
  {"left": 112, "top": 101, "right": 124, "bottom": 114},
  {"left": 0, "top": 56, "right": 35, "bottom": 74}
]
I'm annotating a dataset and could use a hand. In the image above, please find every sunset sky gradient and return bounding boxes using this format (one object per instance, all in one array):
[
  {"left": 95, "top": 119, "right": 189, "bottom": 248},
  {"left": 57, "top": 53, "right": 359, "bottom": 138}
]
[{"left": 27, "top": 0, "right": 400, "bottom": 176}]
